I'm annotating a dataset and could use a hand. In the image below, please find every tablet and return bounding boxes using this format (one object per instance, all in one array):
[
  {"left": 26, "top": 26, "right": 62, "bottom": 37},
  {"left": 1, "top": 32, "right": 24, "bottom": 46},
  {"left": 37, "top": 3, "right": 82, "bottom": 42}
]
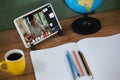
[{"left": 14, "top": 3, "right": 62, "bottom": 48}]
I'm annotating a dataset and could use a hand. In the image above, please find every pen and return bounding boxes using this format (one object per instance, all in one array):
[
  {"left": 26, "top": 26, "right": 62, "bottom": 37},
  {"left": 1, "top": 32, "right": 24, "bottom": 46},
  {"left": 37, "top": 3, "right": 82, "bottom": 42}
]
[
  {"left": 78, "top": 51, "right": 93, "bottom": 77},
  {"left": 72, "top": 50, "right": 84, "bottom": 76},
  {"left": 66, "top": 50, "right": 80, "bottom": 79}
]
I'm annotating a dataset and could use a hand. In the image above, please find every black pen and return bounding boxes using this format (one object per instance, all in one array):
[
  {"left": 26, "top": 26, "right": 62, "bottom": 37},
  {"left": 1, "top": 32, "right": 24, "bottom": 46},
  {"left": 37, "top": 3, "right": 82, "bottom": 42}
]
[{"left": 78, "top": 51, "right": 93, "bottom": 77}]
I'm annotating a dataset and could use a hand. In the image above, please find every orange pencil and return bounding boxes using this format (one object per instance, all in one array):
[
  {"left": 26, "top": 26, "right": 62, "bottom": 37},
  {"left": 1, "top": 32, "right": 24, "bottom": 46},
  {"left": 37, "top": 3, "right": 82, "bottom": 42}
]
[{"left": 72, "top": 50, "right": 84, "bottom": 76}]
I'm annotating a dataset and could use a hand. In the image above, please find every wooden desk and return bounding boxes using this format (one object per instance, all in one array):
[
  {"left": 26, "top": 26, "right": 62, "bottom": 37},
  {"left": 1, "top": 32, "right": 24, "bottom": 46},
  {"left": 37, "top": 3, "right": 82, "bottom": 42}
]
[{"left": 0, "top": 9, "right": 120, "bottom": 80}]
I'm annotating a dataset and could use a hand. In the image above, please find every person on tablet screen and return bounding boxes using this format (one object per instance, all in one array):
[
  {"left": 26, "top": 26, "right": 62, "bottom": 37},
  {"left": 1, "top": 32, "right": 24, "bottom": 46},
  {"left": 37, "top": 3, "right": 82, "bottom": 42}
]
[{"left": 28, "top": 15, "right": 43, "bottom": 39}]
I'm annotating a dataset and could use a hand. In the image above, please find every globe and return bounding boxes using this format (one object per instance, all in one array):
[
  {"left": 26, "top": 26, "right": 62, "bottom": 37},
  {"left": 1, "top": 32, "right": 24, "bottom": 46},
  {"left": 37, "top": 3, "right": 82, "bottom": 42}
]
[
  {"left": 64, "top": 0, "right": 103, "bottom": 35},
  {"left": 65, "top": 0, "right": 103, "bottom": 13}
]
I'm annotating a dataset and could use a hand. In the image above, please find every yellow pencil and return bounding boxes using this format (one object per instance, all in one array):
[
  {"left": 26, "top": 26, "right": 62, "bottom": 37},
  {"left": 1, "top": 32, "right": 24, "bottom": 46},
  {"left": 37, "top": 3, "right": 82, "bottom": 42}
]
[{"left": 78, "top": 51, "right": 93, "bottom": 77}]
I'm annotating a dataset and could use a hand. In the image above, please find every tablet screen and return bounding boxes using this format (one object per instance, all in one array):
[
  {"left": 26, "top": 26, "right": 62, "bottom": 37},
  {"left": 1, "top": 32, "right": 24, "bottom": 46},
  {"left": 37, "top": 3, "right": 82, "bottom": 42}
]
[{"left": 14, "top": 3, "right": 62, "bottom": 48}]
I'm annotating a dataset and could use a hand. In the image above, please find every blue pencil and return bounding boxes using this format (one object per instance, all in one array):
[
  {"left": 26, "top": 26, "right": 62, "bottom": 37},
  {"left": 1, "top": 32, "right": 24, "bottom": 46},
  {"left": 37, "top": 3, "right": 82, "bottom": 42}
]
[
  {"left": 66, "top": 50, "right": 80, "bottom": 79},
  {"left": 66, "top": 53, "right": 76, "bottom": 80}
]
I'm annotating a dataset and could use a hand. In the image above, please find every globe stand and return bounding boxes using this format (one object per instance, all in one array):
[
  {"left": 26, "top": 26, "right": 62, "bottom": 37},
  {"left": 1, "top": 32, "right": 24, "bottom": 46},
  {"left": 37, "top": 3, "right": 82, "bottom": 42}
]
[{"left": 72, "top": 14, "right": 101, "bottom": 35}]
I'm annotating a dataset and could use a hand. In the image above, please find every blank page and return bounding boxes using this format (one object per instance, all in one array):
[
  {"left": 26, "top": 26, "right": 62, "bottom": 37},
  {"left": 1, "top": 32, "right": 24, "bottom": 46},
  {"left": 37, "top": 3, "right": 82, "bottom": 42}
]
[
  {"left": 77, "top": 34, "right": 120, "bottom": 80},
  {"left": 30, "top": 43, "right": 78, "bottom": 80}
]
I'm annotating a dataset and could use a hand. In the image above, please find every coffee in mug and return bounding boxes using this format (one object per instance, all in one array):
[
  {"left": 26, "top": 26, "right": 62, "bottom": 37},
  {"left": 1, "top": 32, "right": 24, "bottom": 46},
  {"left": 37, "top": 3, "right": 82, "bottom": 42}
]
[{"left": 0, "top": 49, "right": 26, "bottom": 75}]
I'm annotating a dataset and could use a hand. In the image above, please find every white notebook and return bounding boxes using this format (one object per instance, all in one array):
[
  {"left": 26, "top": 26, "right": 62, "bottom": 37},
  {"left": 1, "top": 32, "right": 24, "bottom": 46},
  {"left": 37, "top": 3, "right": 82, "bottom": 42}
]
[{"left": 30, "top": 34, "right": 120, "bottom": 80}]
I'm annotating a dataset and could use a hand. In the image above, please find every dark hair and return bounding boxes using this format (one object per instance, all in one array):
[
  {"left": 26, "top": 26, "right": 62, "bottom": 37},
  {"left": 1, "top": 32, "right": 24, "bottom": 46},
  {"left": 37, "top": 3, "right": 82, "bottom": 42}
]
[{"left": 28, "top": 15, "right": 34, "bottom": 21}]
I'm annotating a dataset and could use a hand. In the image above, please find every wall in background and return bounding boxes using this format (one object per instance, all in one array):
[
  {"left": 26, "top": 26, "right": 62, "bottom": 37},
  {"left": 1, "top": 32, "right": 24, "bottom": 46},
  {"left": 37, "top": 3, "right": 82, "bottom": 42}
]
[{"left": 0, "top": 0, "right": 120, "bottom": 31}]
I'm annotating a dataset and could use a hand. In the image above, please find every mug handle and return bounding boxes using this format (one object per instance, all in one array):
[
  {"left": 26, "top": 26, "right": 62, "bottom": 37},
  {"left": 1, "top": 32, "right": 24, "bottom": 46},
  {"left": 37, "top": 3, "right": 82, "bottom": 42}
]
[{"left": 0, "top": 61, "right": 8, "bottom": 72}]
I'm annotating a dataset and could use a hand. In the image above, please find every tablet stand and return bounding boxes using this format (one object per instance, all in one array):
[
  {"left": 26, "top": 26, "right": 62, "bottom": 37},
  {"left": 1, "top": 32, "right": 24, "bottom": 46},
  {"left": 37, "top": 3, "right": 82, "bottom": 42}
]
[
  {"left": 30, "top": 44, "right": 36, "bottom": 50},
  {"left": 57, "top": 29, "right": 64, "bottom": 36}
]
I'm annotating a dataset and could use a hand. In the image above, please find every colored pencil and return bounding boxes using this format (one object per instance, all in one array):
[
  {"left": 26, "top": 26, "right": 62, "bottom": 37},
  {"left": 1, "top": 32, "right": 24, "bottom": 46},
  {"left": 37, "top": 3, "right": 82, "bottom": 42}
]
[{"left": 72, "top": 50, "right": 84, "bottom": 76}]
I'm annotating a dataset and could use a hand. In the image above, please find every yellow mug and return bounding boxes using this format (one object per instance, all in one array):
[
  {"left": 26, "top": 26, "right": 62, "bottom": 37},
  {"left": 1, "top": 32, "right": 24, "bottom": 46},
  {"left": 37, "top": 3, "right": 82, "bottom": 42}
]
[{"left": 0, "top": 49, "right": 26, "bottom": 75}]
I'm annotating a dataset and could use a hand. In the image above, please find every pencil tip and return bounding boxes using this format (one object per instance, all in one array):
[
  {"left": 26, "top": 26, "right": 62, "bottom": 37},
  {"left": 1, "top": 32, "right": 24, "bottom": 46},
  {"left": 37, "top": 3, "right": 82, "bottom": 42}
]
[{"left": 77, "top": 73, "right": 80, "bottom": 77}]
